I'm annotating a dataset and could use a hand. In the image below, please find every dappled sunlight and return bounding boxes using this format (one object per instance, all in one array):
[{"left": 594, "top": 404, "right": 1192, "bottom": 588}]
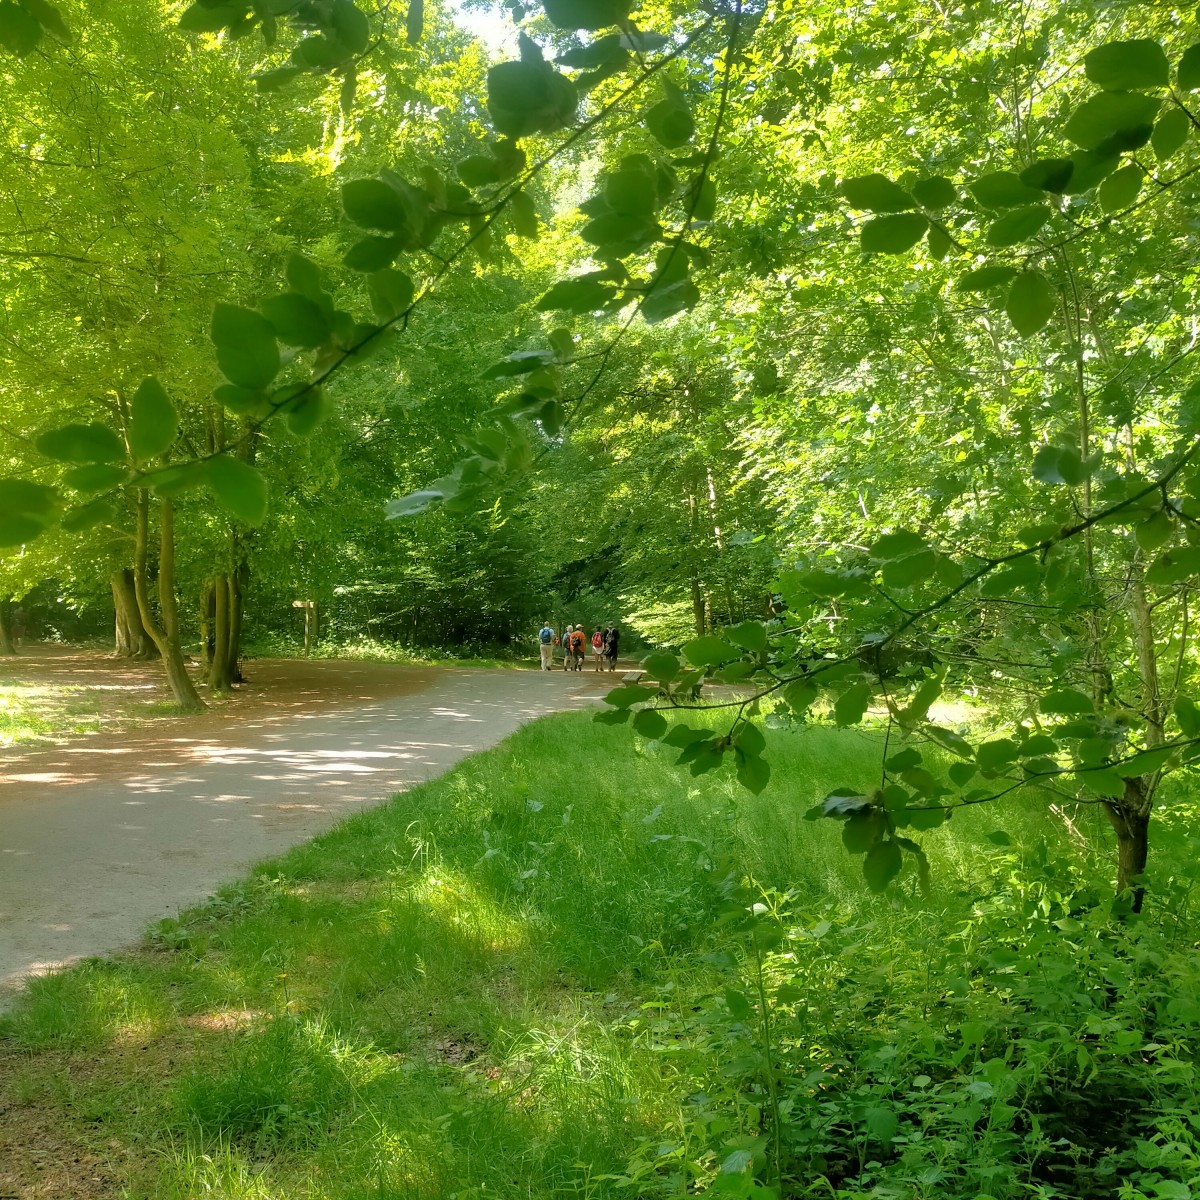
[{"left": 412, "top": 866, "right": 532, "bottom": 953}]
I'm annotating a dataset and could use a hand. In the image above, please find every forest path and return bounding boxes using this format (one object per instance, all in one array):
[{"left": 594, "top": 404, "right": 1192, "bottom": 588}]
[{"left": 0, "top": 660, "right": 615, "bottom": 995}]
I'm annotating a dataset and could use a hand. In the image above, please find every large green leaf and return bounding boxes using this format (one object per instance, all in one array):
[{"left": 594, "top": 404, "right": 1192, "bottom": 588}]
[
  {"left": 862, "top": 840, "right": 902, "bottom": 892},
  {"left": 1006, "top": 270, "right": 1055, "bottom": 336},
  {"left": 834, "top": 682, "right": 872, "bottom": 726},
  {"left": 860, "top": 213, "right": 927, "bottom": 254},
  {"left": 537, "top": 276, "right": 615, "bottom": 313},
  {"left": 646, "top": 79, "right": 694, "bottom": 149},
  {"left": 205, "top": 455, "right": 268, "bottom": 525},
  {"left": 1084, "top": 39, "right": 1169, "bottom": 91},
  {"left": 487, "top": 58, "right": 577, "bottom": 138},
  {"left": 330, "top": 0, "right": 369, "bottom": 53},
  {"left": 958, "top": 264, "right": 1017, "bottom": 292},
  {"left": 969, "top": 171, "right": 1042, "bottom": 208},
  {"left": 1019, "top": 158, "right": 1074, "bottom": 193},
  {"left": 211, "top": 304, "right": 280, "bottom": 390},
  {"left": 260, "top": 293, "right": 331, "bottom": 347},
  {"left": 1152, "top": 108, "right": 1191, "bottom": 161},
  {"left": 0, "top": 0, "right": 44, "bottom": 52},
  {"left": 681, "top": 635, "right": 736, "bottom": 667},
  {"left": 342, "top": 235, "right": 403, "bottom": 272},
  {"left": 985, "top": 204, "right": 1049, "bottom": 247},
  {"left": 840, "top": 173, "right": 914, "bottom": 212},
  {"left": 61, "top": 498, "right": 116, "bottom": 533},
  {"left": 129, "top": 376, "right": 178, "bottom": 461},
  {"left": 911, "top": 176, "right": 956, "bottom": 209},
  {"left": 1180, "top": 44, "right": 1200, "bottom": 91},
  {"left": 62, "top": 463, "right": 127, "bottom": 492},
  {"left": 36, "top": 423, "right": 124, "bottom": 464},
  {"left": 1064, "top": 92, "right": 1160, "bottom": 152},
  {"left": 0, "top": 478, "right": 55, "bottom": 546},
  {"left": 542, "top": 0, "right": 629, "bottom": 31},
  {"left": 342, "top": 178, "right": 413, "bottom": 232},
  {"left": 1098, "top": 164, "right": 1143, "bottom": 212},
  {"left": 367, "top": 269, "right": 415, "bottom": 322}
]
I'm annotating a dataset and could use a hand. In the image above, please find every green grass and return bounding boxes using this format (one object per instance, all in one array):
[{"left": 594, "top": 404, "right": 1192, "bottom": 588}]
[
  {"left": 2, "top": 714, "right": 1198, "bottom": 1199},
  {"left": 0, "top": 682, "right": 103, "bottom": 745}
]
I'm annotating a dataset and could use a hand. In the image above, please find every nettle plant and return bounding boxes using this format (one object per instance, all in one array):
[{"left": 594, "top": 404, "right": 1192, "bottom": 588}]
[{"left": 599, "top": 37, "right": 1200, "bottom": 912}]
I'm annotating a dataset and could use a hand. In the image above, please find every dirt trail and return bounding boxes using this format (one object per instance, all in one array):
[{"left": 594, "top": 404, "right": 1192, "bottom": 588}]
[{"left": 0, "top": 652, "right": 619, "bottom": 995}]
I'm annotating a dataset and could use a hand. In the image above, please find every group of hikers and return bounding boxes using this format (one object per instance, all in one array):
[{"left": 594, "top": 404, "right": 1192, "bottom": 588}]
[{"left": 537, "top": 621, "right": 620, "bottom": 672}]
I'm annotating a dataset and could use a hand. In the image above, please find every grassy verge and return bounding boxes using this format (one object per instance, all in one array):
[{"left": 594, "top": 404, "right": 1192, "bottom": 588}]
[
  {"left": 0, "top": 682, "right": 105, "bottom": 746},
  {"left": 2, "top": 714, "right": 1198, "bottom": 1199}
]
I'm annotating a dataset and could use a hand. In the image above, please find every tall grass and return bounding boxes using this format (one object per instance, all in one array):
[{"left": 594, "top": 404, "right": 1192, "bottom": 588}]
[{"left": 1, "top": 712, "right": 1196, "bottom": 1199}]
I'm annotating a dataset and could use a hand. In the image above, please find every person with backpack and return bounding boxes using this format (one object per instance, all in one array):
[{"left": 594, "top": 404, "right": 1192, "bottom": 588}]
[
  {"left": 569, "top": 624, "right": 586, "bottom": 671},
  {"left": 604, "top": 625, "right": 620, "bottom": 671},
  {"left": 590, "top": 626, "right": 605, "bottom": 671},
  {"left": 537, "top": 620, "right": 555, "bottom": 671}
]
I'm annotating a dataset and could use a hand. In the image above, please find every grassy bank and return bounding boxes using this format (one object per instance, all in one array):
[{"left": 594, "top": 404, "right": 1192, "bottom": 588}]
[{"left": 2, "top": 713, "right": 1198, "bottom": 1199}]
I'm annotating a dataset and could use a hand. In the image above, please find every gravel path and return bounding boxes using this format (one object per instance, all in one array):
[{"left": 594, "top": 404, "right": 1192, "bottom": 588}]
[{"left": 0, "top": 665, "right": 609, "bottom": 994}]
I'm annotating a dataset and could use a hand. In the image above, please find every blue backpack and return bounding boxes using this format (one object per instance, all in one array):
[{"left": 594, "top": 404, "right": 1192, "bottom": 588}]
[{"left": 539, "top": 626, "right": 553, "bottom": 644}]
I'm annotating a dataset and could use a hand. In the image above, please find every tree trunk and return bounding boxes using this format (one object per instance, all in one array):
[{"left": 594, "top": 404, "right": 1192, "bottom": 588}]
[
  {"left": 228, "top": 568, "right": 246, "bottom": 684},
  {"left": 207, "top": 572, "right": 235, "bottom": 691},
  {"left": 1103, "top": 775, "right": 1152, "bottom": 914},
  {"left": 691, "top": 577, "right": 706, "bottom": 639},
  {"left": 134, "top": 489, "right": 205, "bottom": 712},
  {"left": 0, "top": 599, "right": 14, "bottom": 656},
  {"left": 112, "top": 569, "right": 156, "bottom": 658}
]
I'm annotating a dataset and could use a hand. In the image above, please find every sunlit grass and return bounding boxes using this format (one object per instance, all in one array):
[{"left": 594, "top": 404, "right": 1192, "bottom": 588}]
[{"left": 0, "top": 710, "right": 1182, "bottom": 1198}]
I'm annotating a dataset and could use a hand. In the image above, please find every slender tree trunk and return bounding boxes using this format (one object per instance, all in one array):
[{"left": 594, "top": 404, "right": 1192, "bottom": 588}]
[
  {"left": 0, "top": 599, "right": 14, "bottom": 656},
  {"left": 228, "top": 567, "right": 246, "bottom": 683},
  {"left": 134, "top": 489, "right": 204, "bottom": 712},
  {"left": 199, "top": 578, "right": 214, "bottom": 668},
  {"left": 690, "top": 577, "right": 706, "bottom": 639},
  {"left": 1104, "top": 776, "right": 1152, "bottom": 914},
  {"left": 207, "top": 572, "right": 234, "bottom": 690},
  {"left": 112, "top": 568, "right": 156, "bottom": 658}
]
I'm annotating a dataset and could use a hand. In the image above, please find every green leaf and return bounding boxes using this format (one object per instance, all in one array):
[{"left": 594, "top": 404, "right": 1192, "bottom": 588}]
[
  {"left": 580, "top": 210, "right": 661, "bottom": 255},
  {"left": 211, "top": 303, "right": 280, "bottom": 390},
  {"left": 986, "top": 829, "right": 1013, "bottom": 846},
  {"left": 1145, "top": 545, "right": 1200, "bottom": 585},
  {"left": 1180, "top": 44, "right": 1200, "bottom": 91},
  {"left": 537, "top": 276, "right": 615, "bottom": 314},
  {"left": 911, "top": 176, "right": 956, "bottom": 209},
  {"left": 0, "top": 511, "right": 46, "bottom": 546},
  {"left": 1152, "top": 108, "right": 1190, "bottom": 161},
  {"left": 681, "top": 635, "right": 736, "bottom": 667},
  {"left": 976, "top": 738, "right": 1019, "bottom": 771},
  {"left": 1084, "top": 39, "right": 1169, "bottom": 91},
  {"left": 784, "top": 679, "right": 818, "bottom": 713},
  {"left": 129, "top": 377, "right": 178, "bottom": 461},
  {"left": 342, "top": 178, "right": 413, "bottom": 232},
  {"left": 863, "top": 841, "right": 902, "bottom": 892},
  {"left": 734, "top": 722, "right": 766, "bottom": 757},
  {"left": 180, "top": 3, "right": 237, "bottom": 34},
  {"left": 542, "top": 0, "right": 628, "bottom": 31},
  {"left": 281, "top": 386, "right": 328, "bottom": 438},
  {"left": 140, "top": 461, "right": 207, "bottom": 497},
  {"left": 646, "top": 78, "right": 694, "bottom": 149},
  {"left": 62, "top": 463, "right": 127, "bottom": 492},
  {"left": 1135, "top": 510, "right": 1174, "bottom": 553},
  {"left": 660, "top": 724, "right": 711, "bottom": 748},
  {"left": 260, "top": 293, "right": 330, "bottom": 348},
  {"left": 726, "top": 620, "right": 767, "bottom": 653},
  {"left": 1175, "top": 696, "right": 1200, "bottom": 738},
  {"left": 0, "top": 0, "right": 43, "bottom": 51},
  {"left": 969, "top": 171, "right": 1042, "bottom": 208},
  {"left": 1006, "top": 270, "right": 1056, "bottom": 337},
  {"left": 835, "top": 682, "right": 872, "bottom": 726},
  {"left": 985, "top": 204, "right": 1049, "bottom": 247},
  {"left": 860, "top": 213, "right": 928, "bottom": 254},
  {"left": 843, "top": 810, "right": 882, "bottom": 852},
  {"left": 864, "top": 1106, "right": 900, "bottom": 1143},
  {"left": 737, "top": 753, "right": 771, "bottom": 795},
  {"left": 22, "top": 0, "right": 68, "bottom": 42},
  {"left": 871, "top": 530, "right": 928, "bottom": 560},
  {"left": 342, "top": 235, "right": 402, "bottom": 272},
  {"left": 632, "top": 707, "right": 668, "bottom": 739},
  {"left": 387, "top": 488, "right": 444, "bottom": 518},
  {"left": 487, "top": 58, "right": 577, "bottom": 138},
  {"left": 36, "top": 423, "right": 124, "bottom": 464},
  {"left": 958, "top": 264, "right": 1018, "bottom": 292},
  {"left": 1020, "top": 158, "right": 1074, "bottom": 193},
  {"left": 0, "top": 478, "right": 55, "bottom": 518},
  {"left": 205, "top": 455, "right": 268, "bottom": 525},
  {"left": 927, "top": 223, "right": 953, "bottom": 261},
  {"left": 255, "top": 65, "right": 303, "bottom": 92},
  {"left": 509, "top": 191, "right": 540, "bottom": 238},
  {"left": 882, "top": 550, "right": 937, "bottom": 588},
  {"left": 330, "top": 0, "right": 369, "bottom": 53},
  {"left": 840, "top": 173, "right": 915, "bottom": 212},
  {"left": 1098, "top": 163, "right": 1143, "bottom": 212},
  {"left": 1040, "top": 688, "right": 1093, "bottom": 715},
  {"left": 1062, "top": 150, "right": 1119, "bottom": 194},
  {"left": 605, "top": 684, "right": 659, "bottom": 708},
  {"left": 641, "top": 652, "right": 679, "bottom": 682},
  {"left": 1064, "top": 92, "right": 1160, "bottom": 153},
  {"left": 367, "top": 268, "right": 415, "bottom": 322},
  {"left": 60, "top": 498, "right": 115, "bottom": 533},
  {"left": 481, "top": 350, "right": 556, "bottom": 379}
]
